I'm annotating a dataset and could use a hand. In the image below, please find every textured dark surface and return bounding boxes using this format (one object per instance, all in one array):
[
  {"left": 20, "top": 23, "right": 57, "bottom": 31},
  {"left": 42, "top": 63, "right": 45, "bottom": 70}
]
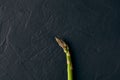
[{"left": 0, "top": 0, "right": 120, "bottom": 80}]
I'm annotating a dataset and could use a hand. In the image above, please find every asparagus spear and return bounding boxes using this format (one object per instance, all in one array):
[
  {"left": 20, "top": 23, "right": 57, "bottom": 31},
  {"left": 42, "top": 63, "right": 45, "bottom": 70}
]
[{"left": 55, "top": 37, "right": 73, "bottom": 80}]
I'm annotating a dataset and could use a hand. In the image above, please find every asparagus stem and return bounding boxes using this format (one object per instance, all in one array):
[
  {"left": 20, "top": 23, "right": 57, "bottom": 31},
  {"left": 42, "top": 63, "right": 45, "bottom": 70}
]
[{"left": 55, "top": 37, "right": 73, "bottom": 80}]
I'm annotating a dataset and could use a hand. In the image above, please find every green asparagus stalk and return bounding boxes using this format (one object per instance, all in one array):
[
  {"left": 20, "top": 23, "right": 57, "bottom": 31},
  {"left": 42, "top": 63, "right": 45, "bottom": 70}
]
[{"left": 55, "top": 37, "right": 73, "bottom": 80}]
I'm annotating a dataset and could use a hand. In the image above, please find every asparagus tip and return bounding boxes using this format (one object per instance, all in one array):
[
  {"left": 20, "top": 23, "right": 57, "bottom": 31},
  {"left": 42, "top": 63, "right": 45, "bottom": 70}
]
[{"left": 55, "top": 37, "right": 68, "bottom": 49}]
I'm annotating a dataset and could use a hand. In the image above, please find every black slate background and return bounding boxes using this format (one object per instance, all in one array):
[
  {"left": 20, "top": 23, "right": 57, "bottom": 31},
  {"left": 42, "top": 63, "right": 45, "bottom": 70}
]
[{"left": 0, "top": 0, "right": 120, "bottom": 80}]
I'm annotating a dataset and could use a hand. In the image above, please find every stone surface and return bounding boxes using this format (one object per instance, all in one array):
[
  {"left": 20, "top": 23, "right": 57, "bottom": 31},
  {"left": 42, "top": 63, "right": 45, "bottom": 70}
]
[{"left": 0, "top": 0, "right": 120, "bottom": 80}]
